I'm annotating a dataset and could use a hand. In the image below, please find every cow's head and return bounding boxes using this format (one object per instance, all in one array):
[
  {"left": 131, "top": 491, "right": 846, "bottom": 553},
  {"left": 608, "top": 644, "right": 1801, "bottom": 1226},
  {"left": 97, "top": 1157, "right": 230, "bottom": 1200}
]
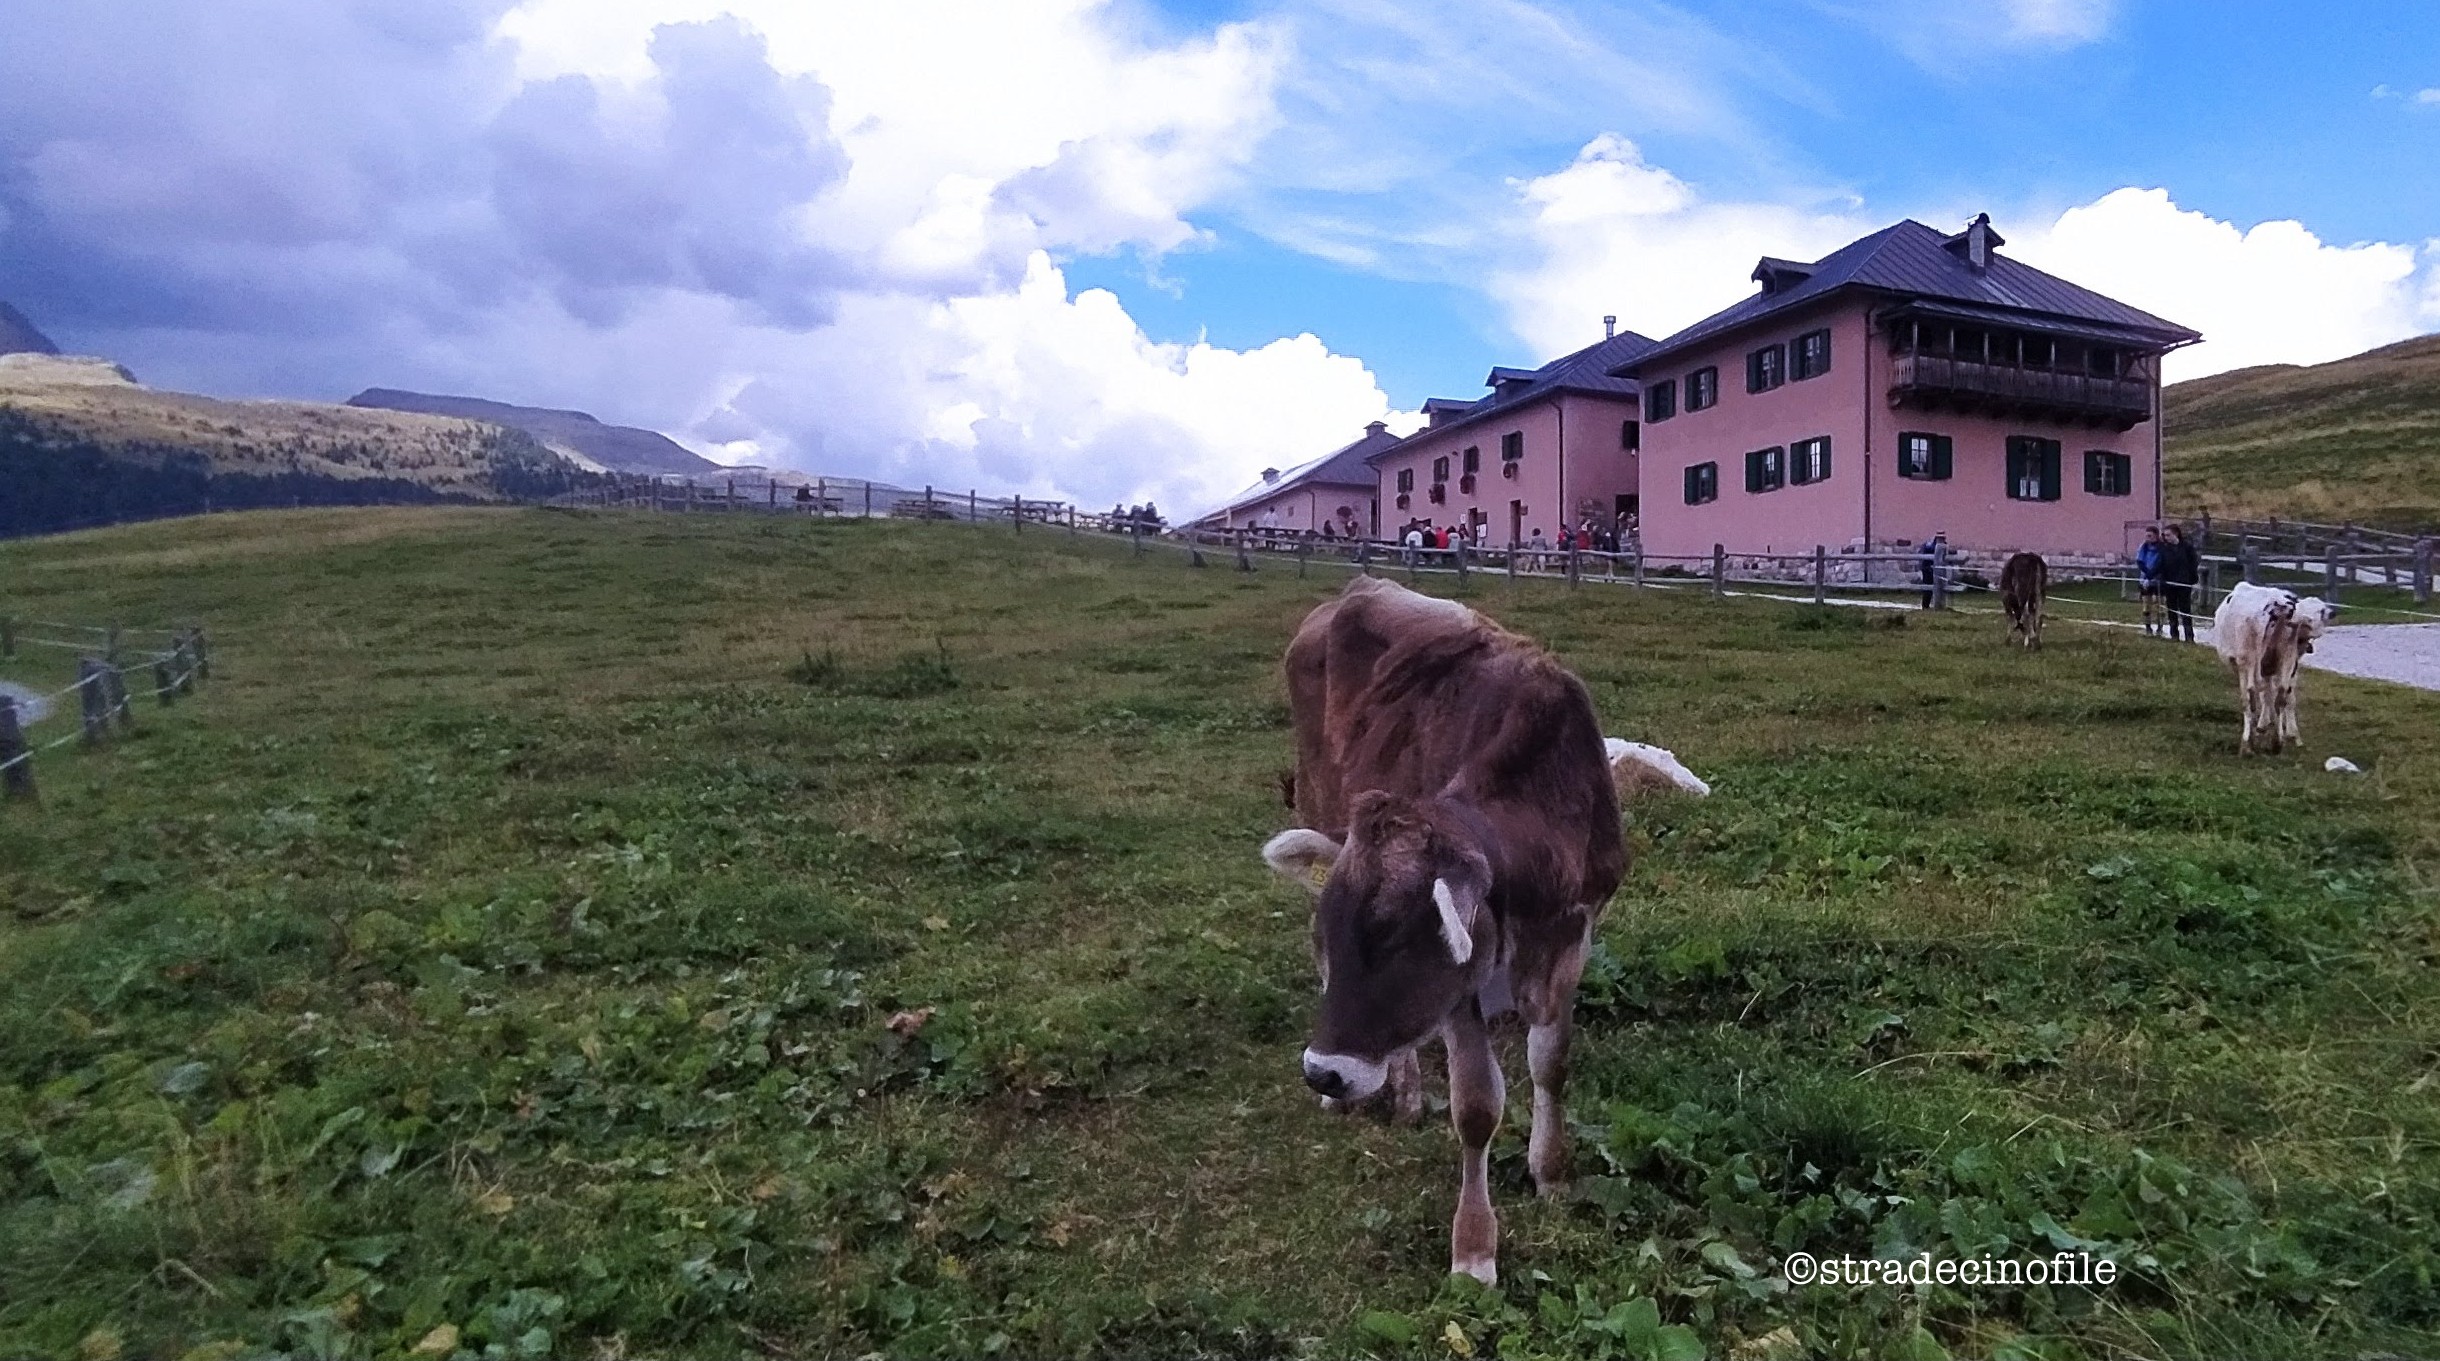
[{"left": 1262, "top": 790, "right": 1491, "bottom": 1102}]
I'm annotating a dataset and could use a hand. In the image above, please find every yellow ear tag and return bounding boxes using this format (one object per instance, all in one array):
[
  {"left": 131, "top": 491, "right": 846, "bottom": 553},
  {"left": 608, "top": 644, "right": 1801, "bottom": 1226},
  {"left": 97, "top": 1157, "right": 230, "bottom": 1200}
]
[{"left": 1307, "top": 863, "right": 1331, "bottom": 889}]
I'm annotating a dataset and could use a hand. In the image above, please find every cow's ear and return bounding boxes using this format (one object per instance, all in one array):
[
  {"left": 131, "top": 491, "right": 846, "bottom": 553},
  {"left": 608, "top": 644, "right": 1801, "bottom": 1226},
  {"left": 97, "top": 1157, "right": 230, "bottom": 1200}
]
[
  {"left": 1432, "top": 877, "right": 1481, "bottom": 964},
  {"left": 1262, "top": 829, "right": 1341, "bottom": 896}
]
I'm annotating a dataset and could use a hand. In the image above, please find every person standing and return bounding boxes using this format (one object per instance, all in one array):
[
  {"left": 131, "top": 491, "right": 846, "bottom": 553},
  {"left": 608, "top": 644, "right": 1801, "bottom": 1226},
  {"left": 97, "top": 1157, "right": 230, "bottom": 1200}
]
[
  {"left": 2158, "top": 525, "right": 2200, "bottom": 642},
  {"left": 2135, "top": 526, "right": 2166, "bottom": 635},
  {"left": 1917, "top": 531, "right": 1948, "bottom": 609}
]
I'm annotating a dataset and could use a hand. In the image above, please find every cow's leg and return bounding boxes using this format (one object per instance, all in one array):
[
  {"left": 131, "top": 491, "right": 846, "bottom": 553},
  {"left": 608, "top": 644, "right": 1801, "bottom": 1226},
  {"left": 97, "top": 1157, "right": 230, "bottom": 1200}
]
[
  {"left": 1441, "top": 1001, "right": 1503, "bottom": 1284},
  {"left": 1386, "top": 1048, "right": 1425, "bottom": 1126},
  {"left": 1520, "top": 928, "right": 1591, "bottom": 1196}
]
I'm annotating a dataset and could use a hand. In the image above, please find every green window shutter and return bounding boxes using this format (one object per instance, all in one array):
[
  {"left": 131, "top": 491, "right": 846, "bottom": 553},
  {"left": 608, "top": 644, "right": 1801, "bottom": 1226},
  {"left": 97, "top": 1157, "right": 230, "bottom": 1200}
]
[
  {"left": 1744, "top": 450, "right": 1762, "bottom": 493},
  {"left": 1817, "top": 437, "right": 1832, "bottom": 482},
  {"left": 2083, "top": 450, "right": 2101, "bottom": 494},
  {"left": 1930, "top": 435, "right": 1953, "bottom": 480},
  {"left": 1685, "top": 464, "right": 1703, "bottom": 504},
  {"left": 2041, "top": 442, "right": 2062, "bottom": 501}
]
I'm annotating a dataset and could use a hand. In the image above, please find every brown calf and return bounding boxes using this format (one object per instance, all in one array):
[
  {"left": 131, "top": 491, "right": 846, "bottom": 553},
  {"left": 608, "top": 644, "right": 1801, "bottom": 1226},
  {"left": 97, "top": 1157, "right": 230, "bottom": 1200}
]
[{"left": 1262, "top": 575, "right": 1626, "bottom": 1284}]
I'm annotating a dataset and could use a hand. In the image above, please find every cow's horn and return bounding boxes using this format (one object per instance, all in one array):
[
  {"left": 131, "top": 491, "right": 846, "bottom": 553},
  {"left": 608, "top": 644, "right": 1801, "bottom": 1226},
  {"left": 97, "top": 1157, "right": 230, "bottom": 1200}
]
[{"left": 1432, "top": 878, "right": 1474, "bottom": 964}]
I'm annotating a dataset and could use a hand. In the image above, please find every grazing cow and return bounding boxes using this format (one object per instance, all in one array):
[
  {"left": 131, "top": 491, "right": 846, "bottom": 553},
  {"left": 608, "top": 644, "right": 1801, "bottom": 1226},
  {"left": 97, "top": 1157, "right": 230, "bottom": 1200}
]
[
  {"left": 2212, "top": 581, "right": 2336, "bottom": 755},
  {"left": 1999, "top": 552, "right": 2047, "bottom": 649},
  {"left": 1260, "top": 575, "right": 1649, "bottom": 1284}
]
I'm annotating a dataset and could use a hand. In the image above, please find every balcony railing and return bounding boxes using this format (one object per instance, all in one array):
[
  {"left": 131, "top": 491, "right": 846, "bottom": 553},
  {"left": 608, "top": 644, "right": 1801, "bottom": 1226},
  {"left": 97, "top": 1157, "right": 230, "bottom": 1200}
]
[{"left": 1890, "top": 353, "right": 2151, "bottom": 426}]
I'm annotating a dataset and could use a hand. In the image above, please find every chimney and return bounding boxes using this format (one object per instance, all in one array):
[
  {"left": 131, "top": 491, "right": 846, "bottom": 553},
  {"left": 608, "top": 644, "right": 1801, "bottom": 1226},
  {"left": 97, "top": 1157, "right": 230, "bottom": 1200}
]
[
  {"left": 1965, "top": 213, "right": 1994, "bottom": 270},
  {"left": 1365, "top": 420, "right": 1387, "bottom": 436},
  {"left": 1603, "top": 315, "right": 1617, "bottom": 340},
  {"left": 1261, "top": 467, "right": 1280, "bottom": 484}
]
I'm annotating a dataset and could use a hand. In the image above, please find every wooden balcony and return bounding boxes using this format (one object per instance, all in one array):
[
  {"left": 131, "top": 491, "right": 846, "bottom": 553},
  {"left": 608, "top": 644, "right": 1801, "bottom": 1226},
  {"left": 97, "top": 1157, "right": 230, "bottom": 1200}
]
[{"left": 1889, "top": 353, "right": 2152, "bottom": 430}]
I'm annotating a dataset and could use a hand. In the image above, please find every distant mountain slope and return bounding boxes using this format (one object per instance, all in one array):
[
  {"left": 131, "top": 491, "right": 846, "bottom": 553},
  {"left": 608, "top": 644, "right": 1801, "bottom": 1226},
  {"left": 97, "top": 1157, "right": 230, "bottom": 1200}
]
[
  {"left": 2165, "top": 333, "right": 2440, "bottom": 530},
  {"left": 0, "top": 300, "right": 60, "bottom": 356},
  {"left": 1, "top": 354, "right": 586, "bottom": 536},
  {"left": 347, "top": 388, "right": 718, "bottom": 477}
]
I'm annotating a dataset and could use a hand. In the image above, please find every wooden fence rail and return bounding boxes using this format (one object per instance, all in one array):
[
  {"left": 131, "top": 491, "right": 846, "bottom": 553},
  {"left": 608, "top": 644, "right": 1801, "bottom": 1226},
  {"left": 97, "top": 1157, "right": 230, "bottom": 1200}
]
[{"left": 0, "top": 618, "right": 212, "bottom": 804}]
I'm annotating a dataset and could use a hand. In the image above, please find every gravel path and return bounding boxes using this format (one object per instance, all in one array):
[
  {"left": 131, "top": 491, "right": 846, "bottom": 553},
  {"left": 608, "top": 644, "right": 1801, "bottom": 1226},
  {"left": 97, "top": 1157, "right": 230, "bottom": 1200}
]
[
  {"left": 2193, "top": 622, "right": 2440, "bottom": 693},
  {"left": 2295, "top": 623, "right": 2440, "bottom": 692},
  {"left": 0, "top": 680, "right": 52, "bottom": 724}
]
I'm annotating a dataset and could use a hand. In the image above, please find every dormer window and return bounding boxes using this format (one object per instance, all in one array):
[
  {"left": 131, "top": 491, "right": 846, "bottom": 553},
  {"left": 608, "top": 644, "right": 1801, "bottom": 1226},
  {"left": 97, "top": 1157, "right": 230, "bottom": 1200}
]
[
  {"left": 1941, "top": 213, "right": 2007, "bottom": 271},
  {"left": 1750, "top": 256, "right": 1817, "bottom": 295}
]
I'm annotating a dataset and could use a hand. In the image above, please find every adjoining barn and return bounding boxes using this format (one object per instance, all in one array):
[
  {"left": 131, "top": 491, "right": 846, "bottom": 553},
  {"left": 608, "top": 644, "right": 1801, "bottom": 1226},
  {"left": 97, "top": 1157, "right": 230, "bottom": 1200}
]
[
  {"left": 2212, "top": 581, "right": 2337, "bottom": 755},
  {"left": 1999, "top": 551, "right": 2047, "bottom": 649},
  {"left": 1260, "top": 575, "right": 1701, "bottom": 1285}
]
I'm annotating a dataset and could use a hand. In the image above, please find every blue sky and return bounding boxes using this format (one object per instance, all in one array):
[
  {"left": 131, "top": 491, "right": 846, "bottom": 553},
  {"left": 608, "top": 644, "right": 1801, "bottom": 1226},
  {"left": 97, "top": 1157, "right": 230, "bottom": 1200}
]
[
  {"left": 1, "top": 0, "right": 2434, "bottom": 509},
  {"left": 1080, "top": 0, "right": 2440, "bottom": 408}
]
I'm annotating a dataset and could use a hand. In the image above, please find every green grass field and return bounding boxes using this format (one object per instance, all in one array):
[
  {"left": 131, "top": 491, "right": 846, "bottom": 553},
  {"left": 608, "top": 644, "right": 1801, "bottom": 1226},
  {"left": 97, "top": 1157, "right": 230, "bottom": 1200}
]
[{"left": 4, "top": 509, "right": 2438, "bottom": 1361}]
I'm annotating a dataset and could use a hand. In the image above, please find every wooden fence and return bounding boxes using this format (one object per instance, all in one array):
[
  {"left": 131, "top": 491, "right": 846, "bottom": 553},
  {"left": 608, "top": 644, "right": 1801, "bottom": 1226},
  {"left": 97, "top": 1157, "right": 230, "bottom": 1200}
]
[{"left": 0, "top": 618, "right": 212, "bottom": 803}]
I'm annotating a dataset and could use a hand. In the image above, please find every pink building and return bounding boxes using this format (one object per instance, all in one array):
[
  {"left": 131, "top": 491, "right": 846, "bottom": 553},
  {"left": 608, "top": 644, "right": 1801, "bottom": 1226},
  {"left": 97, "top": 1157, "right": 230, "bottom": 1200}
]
[
  {"left": 1367, "top": 327, "right": 1656, "bottom": 547},
  {"left": 1615, "top": 214, "right": 2200, "bottom": 565},
  {"left": 1199, "top": 420, "right": 1400, "bottom": 535}
]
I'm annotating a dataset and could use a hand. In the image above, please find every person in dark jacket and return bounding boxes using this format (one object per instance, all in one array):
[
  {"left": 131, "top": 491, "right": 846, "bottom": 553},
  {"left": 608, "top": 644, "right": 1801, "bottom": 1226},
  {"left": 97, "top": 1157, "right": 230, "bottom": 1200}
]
[{"left": 2157, "top": 525, "right": 2201, "bottom": 642}]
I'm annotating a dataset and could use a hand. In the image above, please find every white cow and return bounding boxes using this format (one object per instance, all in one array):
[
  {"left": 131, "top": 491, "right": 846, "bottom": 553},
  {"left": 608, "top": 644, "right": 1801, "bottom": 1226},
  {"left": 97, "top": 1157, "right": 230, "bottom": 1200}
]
[{"left": 2212, "top": 582, "right": 2336, "bottom": 755}]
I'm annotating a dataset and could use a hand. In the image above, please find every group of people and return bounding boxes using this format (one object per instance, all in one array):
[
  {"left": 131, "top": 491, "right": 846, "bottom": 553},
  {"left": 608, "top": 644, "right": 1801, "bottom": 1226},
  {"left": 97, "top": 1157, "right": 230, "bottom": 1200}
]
[
  {"left": 2136, "top": 523, "right": 2203, "bottom": 641},
  {"left": 1390, "top": 518, "right": 1634, "bottom": 570},
  {"left": 1913, "top": 524, "right": 2204, "bottom": 639}
]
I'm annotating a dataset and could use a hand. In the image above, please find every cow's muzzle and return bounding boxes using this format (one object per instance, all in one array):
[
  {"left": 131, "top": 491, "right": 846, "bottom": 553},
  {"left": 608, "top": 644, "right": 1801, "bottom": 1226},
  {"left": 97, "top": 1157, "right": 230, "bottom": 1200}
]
[{"left": 1302, "top": 1049, "right": 1387, "bottom": 1101}]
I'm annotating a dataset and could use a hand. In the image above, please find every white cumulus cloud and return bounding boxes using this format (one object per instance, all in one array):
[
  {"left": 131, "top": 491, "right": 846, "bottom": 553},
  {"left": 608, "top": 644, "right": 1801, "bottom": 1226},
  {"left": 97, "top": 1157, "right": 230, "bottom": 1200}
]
[
  {"left": 1493, "top": 140, "right": 2439, "bottom": 381},
  {"left": 2008, "top": 188, "right": 2440, "bottom": 378}
]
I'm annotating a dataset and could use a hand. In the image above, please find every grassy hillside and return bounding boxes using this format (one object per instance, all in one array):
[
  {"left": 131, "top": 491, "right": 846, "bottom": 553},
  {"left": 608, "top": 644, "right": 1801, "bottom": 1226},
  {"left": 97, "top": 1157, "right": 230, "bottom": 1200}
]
[
  {"left": 2165, "top": 332, "right": 2440, "bottom": 530},
  {"left": 3, "top": 510, "right": 2439, "bottom": 1360}
]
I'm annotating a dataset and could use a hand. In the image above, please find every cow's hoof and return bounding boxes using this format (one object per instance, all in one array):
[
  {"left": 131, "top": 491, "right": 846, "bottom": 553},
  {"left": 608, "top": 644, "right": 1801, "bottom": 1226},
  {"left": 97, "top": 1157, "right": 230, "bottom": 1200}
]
[
  {"left": 1534, "top": 1178, "right": 1570, "bottom": 1200},
  {"left": 1451, "top": 1255, "right": 1498, "bottom": 1287}
]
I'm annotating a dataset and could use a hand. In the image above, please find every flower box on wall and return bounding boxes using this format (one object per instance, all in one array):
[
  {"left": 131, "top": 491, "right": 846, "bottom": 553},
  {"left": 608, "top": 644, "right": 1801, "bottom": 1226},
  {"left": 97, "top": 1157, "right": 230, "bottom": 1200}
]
[
  {"left": 1395, "top": 493, "right": 1410, "bottom": 509},
  {"left": 1501, "top": 462, "right": 1519, "bottom": 479},
  {"left": 1459, "top": 474, "right": 1476, "bottom": 494},
  {"left": 1428, "top": 485, "right": 1446, "bottom": 503}
]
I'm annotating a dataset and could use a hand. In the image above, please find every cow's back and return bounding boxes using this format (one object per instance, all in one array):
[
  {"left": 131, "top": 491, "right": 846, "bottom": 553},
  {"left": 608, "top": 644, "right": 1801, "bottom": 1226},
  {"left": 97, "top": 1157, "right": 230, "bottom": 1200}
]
[{"left": 1285, "top": 577, "right": 1625, "bottom": 912}]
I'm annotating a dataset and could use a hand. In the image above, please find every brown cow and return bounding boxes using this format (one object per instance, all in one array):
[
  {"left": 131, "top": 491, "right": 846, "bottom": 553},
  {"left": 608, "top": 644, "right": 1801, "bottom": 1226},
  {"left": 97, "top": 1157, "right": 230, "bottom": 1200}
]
[
  {"left": 1999, "top": 552, "right": 2047, "bottom": 649},
  {"left": 1260, "top": 575, "right": 1627, "bottom": 1285}
]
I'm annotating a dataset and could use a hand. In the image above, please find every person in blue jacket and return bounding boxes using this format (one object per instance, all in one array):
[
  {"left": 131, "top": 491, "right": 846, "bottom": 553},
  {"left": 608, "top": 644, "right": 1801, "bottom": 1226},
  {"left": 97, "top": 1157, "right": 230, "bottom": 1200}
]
[{"left": 2135, "top": 525, "right": 2166, "bottom": 635}]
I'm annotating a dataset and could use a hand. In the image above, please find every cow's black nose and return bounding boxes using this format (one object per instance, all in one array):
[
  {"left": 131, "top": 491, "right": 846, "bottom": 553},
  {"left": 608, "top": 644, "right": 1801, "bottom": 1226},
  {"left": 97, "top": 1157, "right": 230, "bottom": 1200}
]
[{"left": 1303, "top": 1057, "right": 1347, "bottom": 1098}]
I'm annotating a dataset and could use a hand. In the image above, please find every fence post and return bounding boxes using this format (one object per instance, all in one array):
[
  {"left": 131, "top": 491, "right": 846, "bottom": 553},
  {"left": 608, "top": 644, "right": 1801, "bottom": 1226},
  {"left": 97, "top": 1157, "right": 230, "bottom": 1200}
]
[
  {"left": 1299, "top": 537, "right": 1311, "bottom": 579},
  {"left": 1453, "top": 539, "right": 1467, "bottom": 586},
  {"left": 1013, "top": 494, "right": 1023, "bottom": 534},
  {"left": 1187, "top": 531, "right": 1207, "bottom": 569},
  {"left": 2239, "top": 533, "right": 2257, "bottom": 585},
  {"left": 2199, "top": 511, "right": 2212, "bottom": 554},
  {"left": 1632, "top": 543, "right": 1644, "bottom": 590},
  {"left": 1235, "top": 534, "right": 1254, "bottom": 573},
  {"left": 1356, "top": 537, "right": 1371, "bottom": 575},
  {"left": 2325, "top": 547, "right": 2341, "bottom": 604},
  {"left": 2417, "top": 539, "right": 2434, "bottom": 606},
  {"left": 1566, "top": 544, "right": 1581, "bottom": 590},
  {"left": 1931, "top": 540, "right": 1950, "bottom": 610},
  {"left": 1067, "top": 504, "right": 1077, "bottom": 536},
  {"left": 969, "top": 488, "right": 978, "bottom": 522},
  {"left": 2203, "top": 560, "right": 2220, "bottom": 617},
  {"left": 0, "top": 617, "right": 11, "bottom": 659},
  {"left": 1711, "top": 544, "right": 1725, "bottom": 598},
  {"left": 1131, "top": 519, "right": 1144, "bottom": 558},
  {"left": 78, "top": 659, "right": 107, "bottom": 746},
  {"left": 864, "top": 481, "right": 873, "bottom": 518},
  {"left": 154, "top": 656, "right": 176, "bottom": 706},
  {"left": 0, "top": 696, "right": 30, "bottom": 801},
  {"left": 190, "top": 627, "right": 210, "bottom": 684},
  {"left": 105, "top": 662, "right": 134, "bottom": 732},
  {"left": 1813, "top": 545, "right": 1827, "bottom": 606}
]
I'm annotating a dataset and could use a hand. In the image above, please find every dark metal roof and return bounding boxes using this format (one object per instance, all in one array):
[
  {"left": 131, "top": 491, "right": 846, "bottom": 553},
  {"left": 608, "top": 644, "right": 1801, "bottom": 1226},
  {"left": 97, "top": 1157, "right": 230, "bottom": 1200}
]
[
  {"left": 1615, "top": 218, "right": 2201, "bottom": 375},
  {"left": 1369, "top": 328, "right": 1658, "bottom": 463},
  {"left": 1200, "top": 421, "right": 1402, "bottom": 521}
]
